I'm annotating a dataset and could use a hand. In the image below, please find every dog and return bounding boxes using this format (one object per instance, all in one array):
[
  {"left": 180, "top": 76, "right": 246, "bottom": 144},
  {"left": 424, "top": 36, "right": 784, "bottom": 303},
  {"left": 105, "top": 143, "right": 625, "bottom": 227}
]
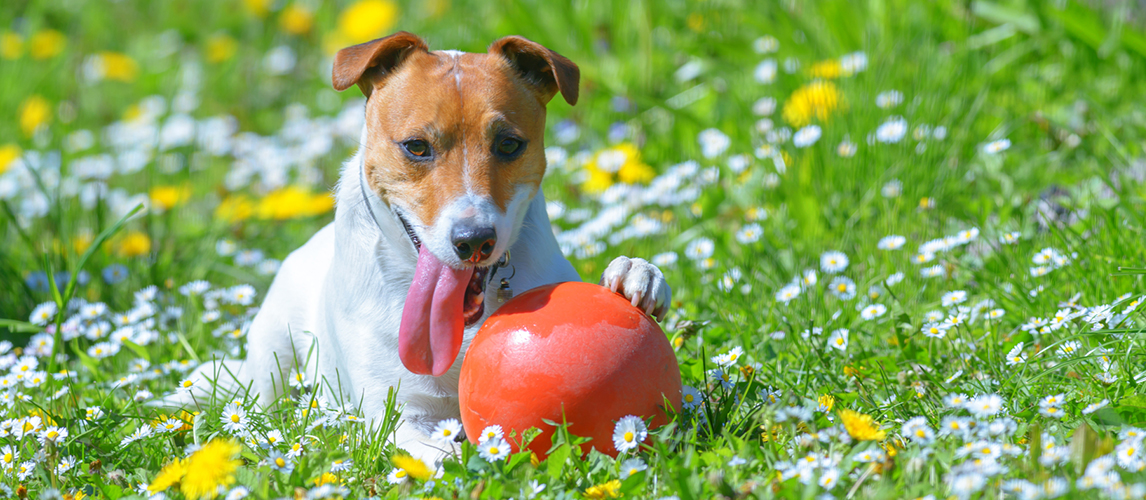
[{"left": 176, "top": 32, "right": 671, "bottom": 463}]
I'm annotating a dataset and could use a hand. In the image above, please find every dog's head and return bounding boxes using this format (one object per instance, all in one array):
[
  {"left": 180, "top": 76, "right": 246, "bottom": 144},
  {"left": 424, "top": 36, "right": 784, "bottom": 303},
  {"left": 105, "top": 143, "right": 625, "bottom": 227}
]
[{"left": 333, "top": 32, "right": 579, "bottom": 376}]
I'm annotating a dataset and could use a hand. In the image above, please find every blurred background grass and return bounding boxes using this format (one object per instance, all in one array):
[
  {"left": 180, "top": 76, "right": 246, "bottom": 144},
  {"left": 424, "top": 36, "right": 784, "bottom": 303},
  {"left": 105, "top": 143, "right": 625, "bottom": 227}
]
[{"left": 2, "top": 0, "right": 1146, "bottom": 331}]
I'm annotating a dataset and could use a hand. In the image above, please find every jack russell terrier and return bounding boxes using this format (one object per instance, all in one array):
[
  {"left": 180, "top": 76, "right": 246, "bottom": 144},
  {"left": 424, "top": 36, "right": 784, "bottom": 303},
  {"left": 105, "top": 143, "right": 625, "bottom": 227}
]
[{"left": 177, "top": 32, "right": 670, "bottom": 462}]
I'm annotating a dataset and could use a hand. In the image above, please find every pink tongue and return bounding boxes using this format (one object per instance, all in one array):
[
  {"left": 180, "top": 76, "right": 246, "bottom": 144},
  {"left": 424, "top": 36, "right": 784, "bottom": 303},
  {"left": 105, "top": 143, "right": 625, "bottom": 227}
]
[{"left": 399, "top": 246, "right": 475, "bottom": 376}]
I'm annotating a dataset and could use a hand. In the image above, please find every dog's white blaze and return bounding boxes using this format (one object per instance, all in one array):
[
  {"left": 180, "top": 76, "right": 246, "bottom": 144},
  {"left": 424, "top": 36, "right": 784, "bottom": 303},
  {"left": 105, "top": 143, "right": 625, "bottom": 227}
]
[{"left": 441, "top": 50, "right": 473, "bottom": 194}]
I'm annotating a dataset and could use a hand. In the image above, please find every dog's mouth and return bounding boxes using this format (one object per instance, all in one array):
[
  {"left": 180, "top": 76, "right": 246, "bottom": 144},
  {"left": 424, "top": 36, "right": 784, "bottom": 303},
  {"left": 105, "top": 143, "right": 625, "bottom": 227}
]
[
  {"left": 464, "top": 267, "right": 489, "bottom": 326},
  {"left": 396, "top": 211, "right": 488, "bottom": 327}
]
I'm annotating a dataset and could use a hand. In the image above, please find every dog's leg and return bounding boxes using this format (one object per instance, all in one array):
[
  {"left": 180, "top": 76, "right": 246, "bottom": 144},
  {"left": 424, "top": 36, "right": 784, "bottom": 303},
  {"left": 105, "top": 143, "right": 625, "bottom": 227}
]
[{"left": 600, "top": 256, "right": 672, "bottom": 321}]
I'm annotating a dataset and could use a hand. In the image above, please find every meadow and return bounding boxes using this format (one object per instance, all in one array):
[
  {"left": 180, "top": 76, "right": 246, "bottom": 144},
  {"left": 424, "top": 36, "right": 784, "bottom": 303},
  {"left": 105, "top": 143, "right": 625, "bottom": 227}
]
[{"left": 2, "top": 0, "right": 1146, "bottom": 498}]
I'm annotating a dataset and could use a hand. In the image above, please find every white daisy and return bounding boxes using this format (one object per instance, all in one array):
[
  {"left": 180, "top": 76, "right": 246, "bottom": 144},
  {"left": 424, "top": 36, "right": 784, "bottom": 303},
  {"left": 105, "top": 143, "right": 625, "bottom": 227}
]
[
  {"left": 861, "top": 304, "right": 887, "bottom": 321},
  {"left": 619, "top": 457, "right": 647, "bottom": 479},
  {"left": 221, "top": 404, "right": 248, "bottom": 434},
  {"left": 38, "top": 426, "right": 67, "bottom": 446},
  {"left": 877, "top": 235, "right": 906, "bottom": 250},
  {"left": 268, "top": 451, "right": 294, "bottom": 474},
  {"left": 967, "top": 394, "right": 1004, "bottom": 418},
  {"left": 612, "top": 415, "right": 648, "bottom": 453},
  {"left": 1005, "top": 342, "right": 1026, "bottom": 365},
  {"left": 820, "top": 251, "right": 849, "bottom": 273},
  {"left": 478, "top": 425, "right": 504, "bottom": 444},
  {"left": 479, "top": 437, "right": 511, "bottom": 462},
  {"left": 827, "top": 329, "right": 849, "bottom": 351},
  {"left": 875, "top": 116, "right": 907, "bottom": 143},
  {"left": 983, "top": 139, "right": 1011, "bottom": 154},
  {"left": 287, "top": 369, "right": 311, "bottom": 390},
  {"left": 828, "top": 277, "right": 856, "bottom": 300},
  {"left": 29, "top": 302, "right": 58, "bottom": 326},
  {"left": 792, "top": 125, "right": 821, "bottom": 148},
  {"left": 941, "top": 290, "right": 967, "bottom": 307},
  {"left": 431, "top": 418, "right": 462, "bottom": 444},
  {"left": 681, "top": 386, "right": 702, "bottom": 410},
  {"left": 775, "top": 283, "right": 801, "bottom": 304},
  {"left": 711, "top": 346, "right": 744, "bottom": 367}
]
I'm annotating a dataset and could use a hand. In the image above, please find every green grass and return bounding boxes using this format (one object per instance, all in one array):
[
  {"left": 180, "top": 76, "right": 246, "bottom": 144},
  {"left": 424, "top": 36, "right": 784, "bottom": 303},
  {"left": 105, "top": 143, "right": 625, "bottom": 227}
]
[{"left": 3, "top": 0, "right": 1146, "bottom": 498}]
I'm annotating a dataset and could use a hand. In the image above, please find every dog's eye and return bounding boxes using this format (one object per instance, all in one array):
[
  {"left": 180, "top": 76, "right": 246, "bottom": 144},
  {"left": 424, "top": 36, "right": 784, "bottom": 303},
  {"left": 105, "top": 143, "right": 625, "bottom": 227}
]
[
  {"left": 402, "top": 140, "right": 432, "bottom": 158},
  {"left": 496, "top": 138, "right": 523, "bottom": 157}
]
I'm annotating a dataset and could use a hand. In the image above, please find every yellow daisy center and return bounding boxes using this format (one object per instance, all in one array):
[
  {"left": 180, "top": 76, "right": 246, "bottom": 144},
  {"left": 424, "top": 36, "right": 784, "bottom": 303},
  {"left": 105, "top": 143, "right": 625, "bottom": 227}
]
[{"left": 624, "top": 431, "right": 634, "bottom": 442}]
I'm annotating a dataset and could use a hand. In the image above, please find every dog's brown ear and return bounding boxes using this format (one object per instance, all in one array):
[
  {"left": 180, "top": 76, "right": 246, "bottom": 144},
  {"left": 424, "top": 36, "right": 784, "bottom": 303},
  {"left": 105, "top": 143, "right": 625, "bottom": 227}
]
[
  {"left": 488, "top": 36, "right": 580, "bottom": 106},
  {"left": 333, "top": 31, "right": 429, "bottom": 98}
]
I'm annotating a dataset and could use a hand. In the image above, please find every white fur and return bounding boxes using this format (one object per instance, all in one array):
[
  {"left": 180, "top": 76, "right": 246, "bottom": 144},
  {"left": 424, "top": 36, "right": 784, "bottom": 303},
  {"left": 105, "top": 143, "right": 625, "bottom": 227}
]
[{"left": 169, "top": 117, "right": 670, "bottom": 465}]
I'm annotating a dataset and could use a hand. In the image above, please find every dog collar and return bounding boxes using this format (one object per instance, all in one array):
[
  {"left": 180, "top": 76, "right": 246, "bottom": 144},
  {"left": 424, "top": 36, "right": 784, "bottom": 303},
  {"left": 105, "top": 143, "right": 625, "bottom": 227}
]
[{"left": 358, "top": 161, "right": 383, "bottom": 230}]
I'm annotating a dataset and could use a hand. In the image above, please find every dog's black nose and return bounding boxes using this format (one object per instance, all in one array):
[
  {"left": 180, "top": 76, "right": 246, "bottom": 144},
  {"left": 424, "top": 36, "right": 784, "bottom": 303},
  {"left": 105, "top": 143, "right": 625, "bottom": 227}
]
[{"left": 451, "top": 225, "right": 497, "bottom": 262}]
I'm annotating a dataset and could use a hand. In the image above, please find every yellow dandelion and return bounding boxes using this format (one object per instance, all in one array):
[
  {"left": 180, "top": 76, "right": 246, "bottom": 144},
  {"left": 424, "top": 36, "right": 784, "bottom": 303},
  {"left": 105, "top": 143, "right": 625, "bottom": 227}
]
[
  {"left": 809, "top": 59, "right": 843, "bottom": 79},
  {"left": 1, "top": 32, "right": 23, "bottom": 59},
  {"left": 205, "top": 34, "right": 238, "bottom": 63},
  {"left": 98, "top": 52, "right": 140, "bottom": 82},
  {"left": 19, "top": 95, "right": 51, "bottom": 136},
  {"left": 148, "top": 457, "right": 187, "bottom": 494},
  {"left": 181, "top": 439, "right": 242, "bottom": 499},
  {"left": 255, "top": 186, "right": 333, "bottom": 220},
  {"left": 313, "top": 472, "right": 339, "bottom": 486},
  {"left": 426, "top": 0, "right": 450, "bottom": 18},
  {"left": 117, "top": 231, "right": 152, "bottom": 258},
  {"left": 338, "top": 0, "right": 400, "bottom": 44},
  {"left": 150, "top": 185, "right": 191, "bottom": 211},
  {"left": 782, "top": 81, "right": 844, "bottom": 127},
  {"left": 0, "top": 144, "right": 20, "bottom": 175},
  {"left": 242, "top": 0, "right": 271, "bottom": 16},
  {"left": 687, "top": 13, "right": 705, "bottom": 32},
  {"left": 584, "top": 479, "right": 622, "bottom": 499},
  {"left": 391, "top": 454, "right": 431, "bottom": 481},
  {"left": 29, "top": 29, "right": 65, "bottom": 59},
  {"left": 582, "top": 143, "right": 655, "bottom": 194},
  {"left": 216, "top": 194, "right": 254, "bottom": 223},
  {"left": 72, "top": 230, "right": 93, "bottom": 254},
  {"left": 280, "top": 4, "right": 314, "bottom": 35},
  {"left": 818, "top": 394, "right": 835, "bottom": 411},
  {"left": 882, "top": 440, "right": 899, "bottom": 458},
  {"left": 839, "top": 409, "right": 887, "bottom": 441}
]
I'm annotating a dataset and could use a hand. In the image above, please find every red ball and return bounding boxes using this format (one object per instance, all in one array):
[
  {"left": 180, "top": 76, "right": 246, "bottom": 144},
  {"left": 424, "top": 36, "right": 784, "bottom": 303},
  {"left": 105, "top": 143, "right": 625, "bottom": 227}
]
[{"left": 458, "top": 281, "right": 681, "bottom": 458}]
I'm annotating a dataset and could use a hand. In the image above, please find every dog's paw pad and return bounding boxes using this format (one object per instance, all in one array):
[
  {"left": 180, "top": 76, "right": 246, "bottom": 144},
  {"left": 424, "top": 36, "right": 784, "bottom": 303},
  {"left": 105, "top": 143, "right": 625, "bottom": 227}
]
[{"left": 599, "top": 256, "right": 671, "bottom": 321}]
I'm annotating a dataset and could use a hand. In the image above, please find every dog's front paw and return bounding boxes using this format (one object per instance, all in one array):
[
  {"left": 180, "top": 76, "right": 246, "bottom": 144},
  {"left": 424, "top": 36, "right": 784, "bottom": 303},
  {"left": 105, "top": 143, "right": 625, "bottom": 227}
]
[{"left": 600, "top": 256, "right": 671, "bottom": 321}]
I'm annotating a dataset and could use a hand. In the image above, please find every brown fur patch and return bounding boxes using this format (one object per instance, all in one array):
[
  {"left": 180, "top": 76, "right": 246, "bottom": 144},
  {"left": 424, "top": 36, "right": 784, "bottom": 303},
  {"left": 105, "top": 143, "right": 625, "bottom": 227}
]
[{"left": 362, "top": 50, "right": 551, "bottom": 226}]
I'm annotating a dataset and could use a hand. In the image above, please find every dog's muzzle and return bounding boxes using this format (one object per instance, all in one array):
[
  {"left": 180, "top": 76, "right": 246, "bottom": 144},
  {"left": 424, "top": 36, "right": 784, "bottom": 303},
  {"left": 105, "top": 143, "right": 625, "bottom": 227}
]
[{"left": 394, "top": 210, "right": 494, "bottom": 327}]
